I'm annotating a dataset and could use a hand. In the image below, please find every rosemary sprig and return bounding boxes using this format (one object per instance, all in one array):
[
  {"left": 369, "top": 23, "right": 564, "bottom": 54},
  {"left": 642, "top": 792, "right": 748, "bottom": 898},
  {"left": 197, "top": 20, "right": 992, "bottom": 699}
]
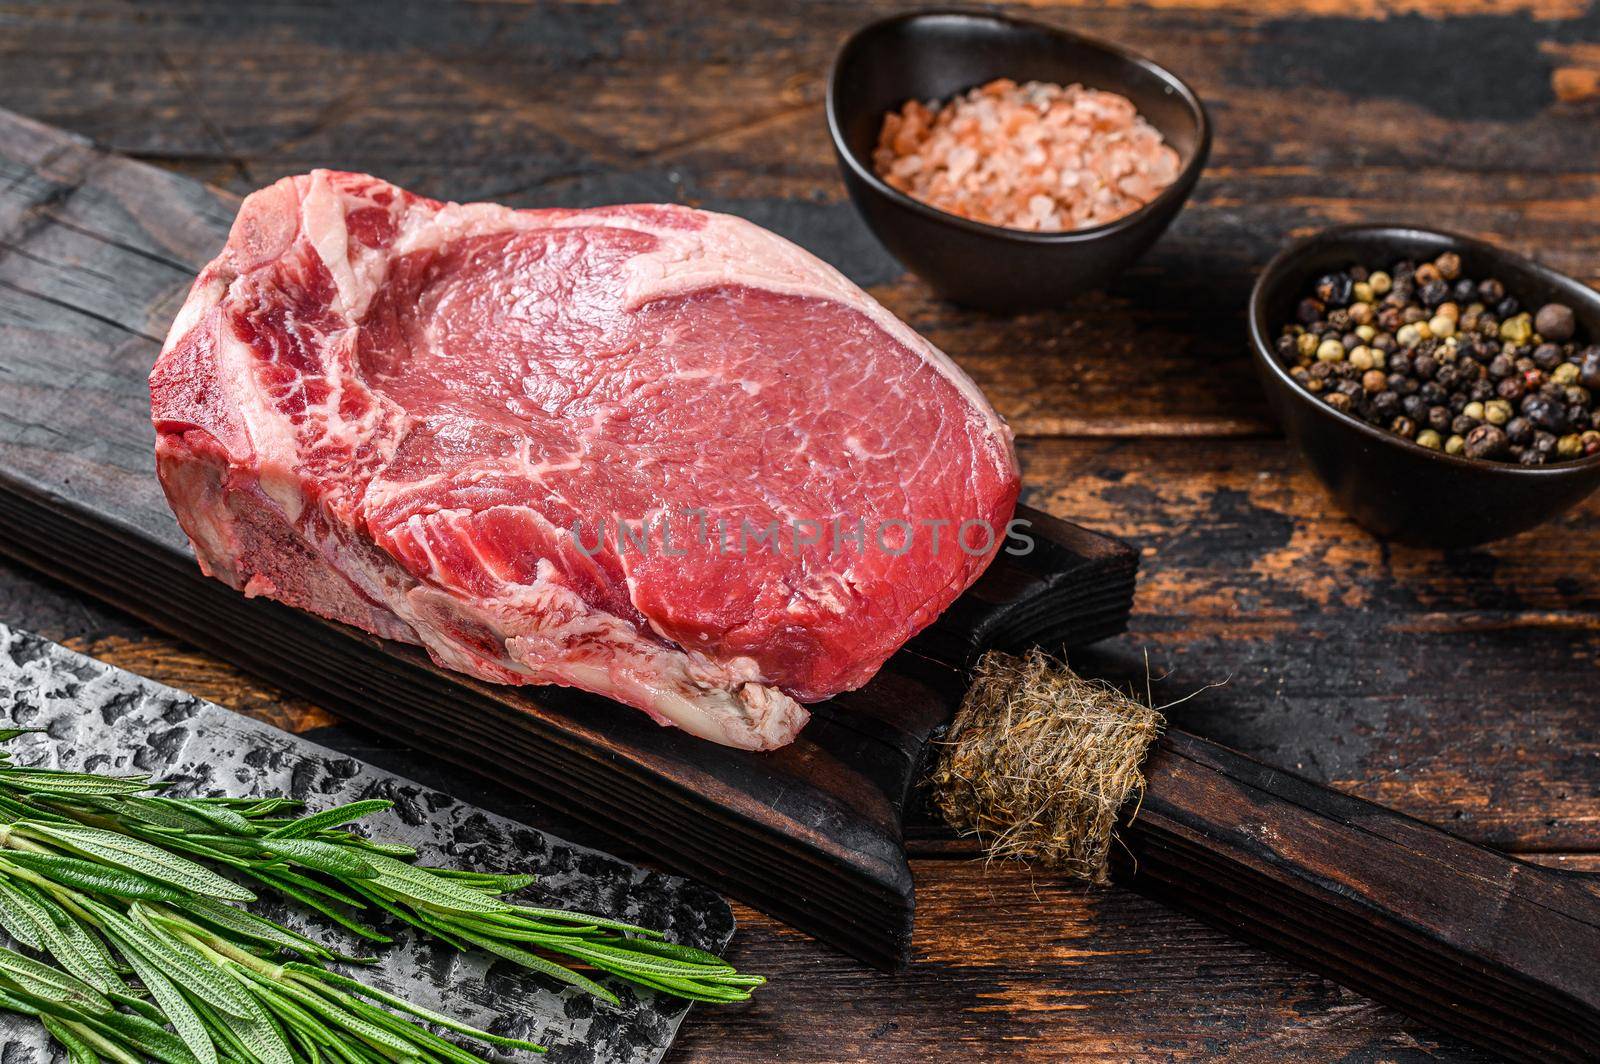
[{"left": 0, "top": 733, "right": 761, "bottom": 1060}]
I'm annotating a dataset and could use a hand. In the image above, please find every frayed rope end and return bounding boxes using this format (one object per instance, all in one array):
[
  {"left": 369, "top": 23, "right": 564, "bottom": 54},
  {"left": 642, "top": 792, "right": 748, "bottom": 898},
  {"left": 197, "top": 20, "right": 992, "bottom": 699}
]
[{"left": 928, "top": 648, "right": 1164, "bottom": 883}]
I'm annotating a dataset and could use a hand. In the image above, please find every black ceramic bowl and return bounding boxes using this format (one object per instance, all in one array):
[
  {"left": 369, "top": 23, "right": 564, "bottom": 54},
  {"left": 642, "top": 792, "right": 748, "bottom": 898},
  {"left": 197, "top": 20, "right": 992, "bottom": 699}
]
[
  {"left": 1249, "top": 225, "right": 1600, "bottom": 547},
  {"left": 827, "top": 8, "right": 1210, "bottom": 311}
]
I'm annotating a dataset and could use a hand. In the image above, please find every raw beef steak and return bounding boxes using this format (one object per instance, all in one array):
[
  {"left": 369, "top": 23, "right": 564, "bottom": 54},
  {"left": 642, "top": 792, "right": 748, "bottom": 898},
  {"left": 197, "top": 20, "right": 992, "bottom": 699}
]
[{"left": 150, "top": 172, "right": 1019, "bottom": 749}]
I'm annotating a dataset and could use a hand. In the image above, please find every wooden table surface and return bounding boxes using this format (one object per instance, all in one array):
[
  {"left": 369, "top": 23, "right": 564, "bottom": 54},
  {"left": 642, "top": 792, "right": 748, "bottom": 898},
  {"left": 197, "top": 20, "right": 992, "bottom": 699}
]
[{"left": 3, "top": 1, "right": 1598, "bottom": 1060}]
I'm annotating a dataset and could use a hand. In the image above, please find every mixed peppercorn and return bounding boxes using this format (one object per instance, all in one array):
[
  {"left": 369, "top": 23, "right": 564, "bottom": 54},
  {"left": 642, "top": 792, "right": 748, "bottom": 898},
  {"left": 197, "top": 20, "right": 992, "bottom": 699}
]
[{"left": 1275, "top": 252, "right": 1600, "bottom": 465}]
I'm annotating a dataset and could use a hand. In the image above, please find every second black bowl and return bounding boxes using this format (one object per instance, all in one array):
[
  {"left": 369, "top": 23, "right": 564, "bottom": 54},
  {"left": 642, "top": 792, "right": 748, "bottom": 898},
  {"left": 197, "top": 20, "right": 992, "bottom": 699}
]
[
  {"left": 1249, "top": 225, "right": 1600, "bottom": 547},
  {"left": 827, "top": 8, "right": 1210, "bottom": 311}
]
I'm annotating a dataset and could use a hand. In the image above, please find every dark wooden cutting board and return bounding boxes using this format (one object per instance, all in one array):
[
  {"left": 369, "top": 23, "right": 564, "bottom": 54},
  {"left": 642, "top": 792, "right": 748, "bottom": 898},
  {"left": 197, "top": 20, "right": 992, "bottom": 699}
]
[
  {"left": 0, "top": 109, "right": 1137, "bottom": 968},
  {"left": 0, "top": 623, "right": 733, "bottom": 1063}
]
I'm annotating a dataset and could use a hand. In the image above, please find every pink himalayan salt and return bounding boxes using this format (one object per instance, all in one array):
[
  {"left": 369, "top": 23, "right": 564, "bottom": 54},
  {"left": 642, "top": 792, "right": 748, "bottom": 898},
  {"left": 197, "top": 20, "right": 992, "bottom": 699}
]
[{"left": 872, "top": 78, "right": 1182, "bottom": 233}]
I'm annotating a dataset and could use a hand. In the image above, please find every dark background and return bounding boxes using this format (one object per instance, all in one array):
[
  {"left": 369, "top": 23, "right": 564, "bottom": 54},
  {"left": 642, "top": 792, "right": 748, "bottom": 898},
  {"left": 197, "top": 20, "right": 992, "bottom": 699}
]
[{"left": 2, "top": 1, "right": 1599, "bottom": 1059}]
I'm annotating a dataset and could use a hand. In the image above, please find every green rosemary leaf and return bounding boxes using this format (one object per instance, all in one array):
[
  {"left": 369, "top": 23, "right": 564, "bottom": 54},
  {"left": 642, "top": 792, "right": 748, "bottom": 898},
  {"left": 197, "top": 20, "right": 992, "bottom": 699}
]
[
  {"left": 250, "top": 838, "right": 377, "bottom": 879},
  {"left": 506, "top": 904, "right": 659, "bottom": 937},
  {"left": 117, "top": 940, "right": 219, "bottom": 1064},
  {"left": 173, "top": 896, "right": 337, "bottom": 961},
  {"left": 533, "top": 937, "right": 739, "bottom": 981},
  {"left": 117, "top": 797, "right": 230, "bottom": 834},
  {"left": 0, "top": 873, "right": 48, "bottom": 949},
  {"left": 40, "top": 1014, "right": 102, "bottom": 1064},
  {"left": 0, "top": 769, "right": 151, "bottom": 797},
  {"left": 202, "top": 975, "right": 296, "bottom": 1064},
  {"left": 0, "top": 877, "right": 123, "bottom": 993},
  {"left": 252, "top": 972, "right": 419, "bottom": 1058},
  {"left": 151, "top": 799, "right": 257, "bottom": 835},
  {"left": 289, "top": 965, "right": 546, "bottom": 1054},
  {"left": 440, "top": 922, "right": 619, "bottom": 1004},
  {"left": 0, "top": 945, "right": 113, "bottom": 1013},
  {"left": 24, "top": 824, "right": 255, "bottom": 902},
  {"left": 262, "top": 799, "right": 392, "bottom": 839},
  {"left": 105, "top": 988, "right": 169, "bottom": 1023},
  {"left": 250, "top": 869, "right": 391, "bottom": 943},
  {"left": 2, "top": 851, "right": 190, "bottom": 903},
  {"left": 587, "top": 934, "right": 740, "bottom": 969},
  {"left": 83, "top": 999, "right": 211, "bottom": 1064},
  {"left": 424, "top": 870, "right": 537, "bottom": 892},
  {"left": 82, "top": 899, "right": 254, "bottom": 1020},
  {"left": 362, "top": 853, "right": 511, "bottom": 915}
]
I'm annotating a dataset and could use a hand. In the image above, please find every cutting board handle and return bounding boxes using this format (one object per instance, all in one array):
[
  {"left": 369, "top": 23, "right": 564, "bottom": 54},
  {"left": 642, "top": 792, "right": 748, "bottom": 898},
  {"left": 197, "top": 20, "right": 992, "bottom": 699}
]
[{"left": 1125, "top": 729, "right": 1600, "bottom": 1062}]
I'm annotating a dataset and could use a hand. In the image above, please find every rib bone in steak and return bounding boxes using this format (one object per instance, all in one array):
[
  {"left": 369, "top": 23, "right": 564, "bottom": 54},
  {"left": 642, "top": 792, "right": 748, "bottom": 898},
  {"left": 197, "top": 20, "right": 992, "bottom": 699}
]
[{"left": 150, "top": 172, "right": 1020, "bottom": 750}]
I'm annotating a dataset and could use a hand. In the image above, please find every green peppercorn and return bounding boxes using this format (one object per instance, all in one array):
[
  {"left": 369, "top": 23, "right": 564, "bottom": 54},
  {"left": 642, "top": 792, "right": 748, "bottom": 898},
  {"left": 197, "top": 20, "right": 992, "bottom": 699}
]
[
  {"left": 1416, "top": 428, "right": 1443, "bottom": 449},
  {"left": 1582, "top": 430, "right": 1600, "bottom": 456},
  {"left": 1317, "top": 338, "right": 1346, "bottom": 362},
  {"left": 1369, "top": 271, "right": 1392, "bottom": 296},
  {"left": 1463, "top": 400, "right": 1485, "bottom": 420},
  {"left": 1445, "top": 434, "right": 1466, "bottom": 455},
  {"left": 1484, "top": 399, "right": 1513, "bottom": 425},
  {"left": 1353, "top": 281, "right": 1375, "bottom": 305},
  {"left": 1557, "top": 433, "right": 1584, "bottom": 459},
  {"left": 1297, "top": 332, "right": 1319, "bottom": 358},
  {"left": 1500, "top": 314, "right": 1534, "bottom": 344},
  {"left": 1552, "top": 362, "right": 1580, "bottom": 386}
]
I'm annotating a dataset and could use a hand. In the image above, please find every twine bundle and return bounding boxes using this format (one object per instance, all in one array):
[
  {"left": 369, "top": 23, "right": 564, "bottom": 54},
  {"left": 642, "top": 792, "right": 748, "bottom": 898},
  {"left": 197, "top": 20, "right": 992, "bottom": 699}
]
[{"left": 928, "top": 648, "right": 1165, "bottom": 883}]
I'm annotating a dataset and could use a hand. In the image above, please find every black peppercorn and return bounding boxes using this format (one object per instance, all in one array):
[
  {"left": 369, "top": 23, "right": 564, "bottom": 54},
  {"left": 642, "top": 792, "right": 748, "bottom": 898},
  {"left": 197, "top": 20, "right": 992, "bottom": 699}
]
[
  {"left": 1533, "top": 343, "right": 1564, "bottom": 371},
  {"left": 1419, "top": 381, "right": 1447, "bottom": 405},
  {"left": 1296, "top": 298, "right": 1325, "bottom": 325},
  {"left": 1477, "top": 278, "right": 1505, "bottom": 303},
  {"left": 1452, "top": 278, "right": 1476, "bottom": 303},
  {"left": 1521, "top": 394, "right": 1568, "bottom": 432},
  {"left": 1535, "top": 303, "right": 1575, "bottom": 342},
  {"left": 1451, "top": 413, "right": 1478, "bottom": 435},
  {"left": 1373, "top": 390, "right": 1400, "bottom": 417},
  {"left": 1520, "top": 448, "right": 1546, "bottom": 466},
  {"left": 1427, "top": 406, "right": 1451, "bottom": 432},
  {"left": 1497, "top": 377, "right": 1526, "bottom": 401},
  {"left": 1315, "top": 273, "right": 1353, "bottom": 306},
  {"left": 1402, "top": 394, "right": 1427, "bottom": 419},
  {"left": 1413, "top": 354, "right": 1438, "bottom": 379},
  {"left": 1464, "top": 424, "right": 1509, "bottom": 460},
  {"left": 1505, "top": 416, "right": 1534, "bottom": 445},
  {"left": 1488, "top": 354, "right": 1515, "bottom": 379},
  {"left": 1496, "top": 296, "right": 1520, "bottom": 318},
  {"left": 1533, "top": 430, "right": 1558, "bottom": 455},
  {"left": 1579, "top": 348, "right": 1600, "bottom": 390},
  {"left": 1419, "top": 280, "right": 1449, "bottom": 307}
]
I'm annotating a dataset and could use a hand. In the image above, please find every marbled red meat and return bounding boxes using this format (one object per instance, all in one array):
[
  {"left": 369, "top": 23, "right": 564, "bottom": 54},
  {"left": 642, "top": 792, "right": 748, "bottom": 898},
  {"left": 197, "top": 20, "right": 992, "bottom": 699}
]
[{"left": 150, "top": 172, "right": 1019, "bottom": 749}]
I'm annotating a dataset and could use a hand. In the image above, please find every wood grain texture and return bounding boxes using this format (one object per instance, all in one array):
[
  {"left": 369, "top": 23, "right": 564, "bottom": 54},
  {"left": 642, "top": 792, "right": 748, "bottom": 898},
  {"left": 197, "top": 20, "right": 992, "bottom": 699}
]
[{"left": 0, "top": 0, "right": 1596, "bottom": 1060}]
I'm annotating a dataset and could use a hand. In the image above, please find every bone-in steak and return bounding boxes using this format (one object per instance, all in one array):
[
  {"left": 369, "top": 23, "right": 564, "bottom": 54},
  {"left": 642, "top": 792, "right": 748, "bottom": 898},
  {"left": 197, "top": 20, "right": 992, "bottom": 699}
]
[{"left": 150, "top": 172, "right": 1020, "bottom": 749}]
